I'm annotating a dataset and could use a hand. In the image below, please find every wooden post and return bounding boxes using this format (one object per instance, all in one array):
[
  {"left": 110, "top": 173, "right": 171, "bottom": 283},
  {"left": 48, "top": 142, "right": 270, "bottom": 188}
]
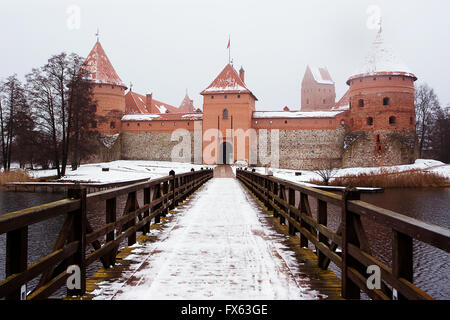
[
  {"left": 299, "top": 192, "right": 308, "bottom": 248},
  {"left": 106, "top": 197, "right": 116, "bottom": 266},
  {"left": 143, "top": 187, "right": 151, "bottom": 234},
  {"left": 273, "top": 182, "right": 279, "bottom": 219},
  {"left": 279, "top": 185, "right": 286, "bottom": 225},
  {"left": 127, "top": 191, "right": 137, "bottom": 246},
  {"left": 154, "top": 183, "right": 162, "bottom": 224},
  {"left": 341, "top": 187, "right": 361, "bottom": 299},
  {"left": 318, "top": 199, "right": 328, "bottom": 268},
  {"left": 288, "top": 188, "right": 296, "bottom": 235},
  {"left": 169, "top": 170, "right": 176, "bottom": 210},
  {"left": 5, "top": 226, "right": 28, "bottom": 300},
  {"left": 67, "top": 187, "right": 87, "bottom": 297},
  {"left": 392, "top": 230, "right": 413, "bottom": 300}
]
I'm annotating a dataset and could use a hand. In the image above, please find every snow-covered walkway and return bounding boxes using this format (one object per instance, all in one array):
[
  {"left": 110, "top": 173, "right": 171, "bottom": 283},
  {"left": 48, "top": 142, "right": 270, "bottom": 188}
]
[{"left": 93, "top": 178, "right": 321, "bottom": 300}]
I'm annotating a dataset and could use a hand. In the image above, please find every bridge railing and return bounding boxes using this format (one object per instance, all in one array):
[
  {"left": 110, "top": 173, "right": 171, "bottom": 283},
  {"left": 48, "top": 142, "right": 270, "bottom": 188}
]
[
  {"left": 0, "top": 168, "right": 213, "bottom": 300},
  {"left": 236, "top": 168, "right": 450, "bottom": 300}
]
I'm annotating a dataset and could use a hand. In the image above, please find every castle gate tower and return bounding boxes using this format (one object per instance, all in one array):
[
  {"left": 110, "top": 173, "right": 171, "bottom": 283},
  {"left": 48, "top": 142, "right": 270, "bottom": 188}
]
[{"left": 200, "top": 64, "right": 257, "bottom": 165}]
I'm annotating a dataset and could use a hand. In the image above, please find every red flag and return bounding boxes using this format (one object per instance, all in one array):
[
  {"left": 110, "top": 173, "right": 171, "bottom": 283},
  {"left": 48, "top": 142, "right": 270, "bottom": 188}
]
[{"left": 227, "top": 38, "right": 230, "bottom": 49}]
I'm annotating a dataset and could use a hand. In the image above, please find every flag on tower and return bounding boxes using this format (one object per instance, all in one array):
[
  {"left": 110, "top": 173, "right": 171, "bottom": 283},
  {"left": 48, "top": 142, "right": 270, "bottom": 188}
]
[{"left": 227, "top": 37, "right": 230, "bottom": 49}]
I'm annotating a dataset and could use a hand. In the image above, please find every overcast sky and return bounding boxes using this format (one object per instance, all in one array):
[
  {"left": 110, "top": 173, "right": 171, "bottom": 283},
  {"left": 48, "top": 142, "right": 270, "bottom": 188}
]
[{"left": 1, "top": 0, "right": 449, "bottom": 111}]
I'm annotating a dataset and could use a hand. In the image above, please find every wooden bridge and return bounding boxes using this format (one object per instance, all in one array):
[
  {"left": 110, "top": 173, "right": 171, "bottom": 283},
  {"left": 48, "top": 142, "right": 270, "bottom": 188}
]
[{"left": 0, "top": 166, "right": 449, "bottom": 300}]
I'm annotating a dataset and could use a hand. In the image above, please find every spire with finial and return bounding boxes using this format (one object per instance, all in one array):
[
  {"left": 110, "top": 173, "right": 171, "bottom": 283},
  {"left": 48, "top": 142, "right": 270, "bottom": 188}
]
[
  {"left": 129, "top": 82, "right": 133, "bottom": 91},
  {"left": 95, "top": 28, "right": 100, "bottom": 42},
  {"left": 378, "top": 17, "right": 382, "bottom": 33}
]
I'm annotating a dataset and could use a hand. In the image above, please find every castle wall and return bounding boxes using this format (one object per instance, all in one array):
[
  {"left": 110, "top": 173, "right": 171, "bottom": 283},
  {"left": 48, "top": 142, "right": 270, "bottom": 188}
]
[
  {"left": 255, "top": 127, "right": 346, "bottom": 170},
  {"left": 120, "top": 130, "right": 200, "bottom": 164},
  {"left": 342, "top": 129, "right": 417, "bottom": 168}
]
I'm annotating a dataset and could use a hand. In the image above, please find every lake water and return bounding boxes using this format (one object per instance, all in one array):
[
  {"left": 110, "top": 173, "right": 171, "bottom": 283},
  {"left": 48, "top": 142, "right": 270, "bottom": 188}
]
[{"left": 0, "top": 187, "right": 449, "bottom": 299}]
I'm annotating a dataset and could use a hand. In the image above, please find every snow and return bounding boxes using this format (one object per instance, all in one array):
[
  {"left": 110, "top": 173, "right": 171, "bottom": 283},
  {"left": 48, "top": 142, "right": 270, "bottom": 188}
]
[
  {"left": 309, "top": 66, "right": 334, "bottom": 85},
  {"left": 28, "top": 160, "right": 212, "bottom": 183},
  {"left": 247, "top": 159, "right": 450, "bottom": 184},
  {"left": 122, "top": 114, "right": 161, "bottom": 121},
  {"left": 99, "top": 133, "right": 120, "bottom": 149},
  {"left": 253, "top": 111, "right": 343, "bottom": 119},
  {"left": 155, "top": 105, "right": 167, "bottom": 113},
  {"left": 92, "top": 178, "right": 323, "bottom": 300},
  {"left": 353, "top": 31, "right": 416, "bottom": 78}
]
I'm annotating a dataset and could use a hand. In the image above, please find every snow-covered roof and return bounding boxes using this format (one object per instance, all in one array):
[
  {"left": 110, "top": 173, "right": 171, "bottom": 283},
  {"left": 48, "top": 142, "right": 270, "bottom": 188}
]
[
  {"left": 308, "top": 66, "right": 334, "bottom": 85},
  {"left": 201, "top": 64, "right": 257, "bottom": 100},
  {"left": 83, "top": 41, "right": 127, "bottom": 87},
  {"left": 349, "top": 30, "right": 416, "bottom": 81},
  {"left": 253, "top": 111, "right": 343, "bottom": 119},
  {"left": 122, "top": 113, "right": 203, "bottom": 121}
]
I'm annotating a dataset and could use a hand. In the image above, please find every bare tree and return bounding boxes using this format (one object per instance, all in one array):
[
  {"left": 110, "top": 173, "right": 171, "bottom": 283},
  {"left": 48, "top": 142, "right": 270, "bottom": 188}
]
[
  {"left": 415, "top": 83, "right": 441, "bottom": 158},
  {"left": 0, "top": 75, "right": 28, "bottom": 171},
  {"left": 313, "top": 159, "right": 338, "bottom": 185}
]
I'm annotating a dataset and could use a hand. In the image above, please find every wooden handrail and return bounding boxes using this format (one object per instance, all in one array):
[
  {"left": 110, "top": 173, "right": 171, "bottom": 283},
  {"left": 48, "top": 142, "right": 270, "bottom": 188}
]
[
  {"left": 236, "top": 168, "right": 450, "bottom": 300},
  {"left": 0, "top": 168, "right": 213, "bottom": 300}
]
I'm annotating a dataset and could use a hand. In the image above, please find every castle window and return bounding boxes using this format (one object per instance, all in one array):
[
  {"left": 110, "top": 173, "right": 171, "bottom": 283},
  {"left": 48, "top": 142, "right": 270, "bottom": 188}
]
[
  {"left": 409, "top": 117, "right": 413, "bottom": 125},
  {"left": 161, "top": 122, "right": 165, "bottom": 126},
  {"left": 389, "top": 77, "right": 392, "bottom": 80},
  {"left": 127, "top": 123, "right": 130, "bottom": 127},
  {"left": 174, "top": 122, "right": 176, "bottom": 126},
  {"left": 110, "top": 121, "right": 115, "bottom": 129},
  {"left": 91, "top": 121, "right": 97, "bottom": 128},
  {"left": 351, "top": 118, "right": 354, "bottom": 126},
  {"left": 187, "top": 122, "right": 190, "bottom": 126},
  {"left": 367, "top": 117, "right": 373, "bottom": 125},
  {"left": 373, "top": 77, "right": 377, "bottom": 81},
  {"left": 223, "top": 109, "right": 228, "bottom": 119},
  {"left": 284, "top": 120, "right": 288, "bottom": 124},
  {"left": 378, "top": 145, "right": 382, "bottom": 151},
  {"left": 148, "top": 123, "right": 152, "bottom": 126},
  {"left": 383, "top": 97, "right": 390, "bottom": 106},
  {"left": 306, "top": 99, "right": 309, "bottom": 104},
  {"left": 211, "top": 96, "right": 214, "bottom": 99},
  {"left": 323, "top": 99, "right": 326, "bottom": 104},
  {"left": 255, "top": 121, "right": 258, "bottom": 124},
  {"left": 341, "top": 120, "right": 345, "bottom": 125},
  {"left": 360, "top": 79, "right": 362, "bottom": 82},
  {"left": 137, "top": 123, "right": 140, "bottom": 127},
  {"left": 389, "top": 116, "right": 396, "bottom": 125},
  {"left": 269, "top": 120, "right": 272, "bottom": 124},
  {"left": 238, "top": 95, "right": 240, "bottom": 98},
  {"left": 318, "top": 89, "right": 320, "bottom": 92},
  {"left": 358, "top": 99, "right": 364, "bottom": 107},
  {"left": 376, "top": 134, "right": 380, "bottom": 143},
  {"left": 224, "top": 95, "right": 227, "bottom": 99},
  {"left": 91, "top": 105, "right": 97, "bottom": 112}
]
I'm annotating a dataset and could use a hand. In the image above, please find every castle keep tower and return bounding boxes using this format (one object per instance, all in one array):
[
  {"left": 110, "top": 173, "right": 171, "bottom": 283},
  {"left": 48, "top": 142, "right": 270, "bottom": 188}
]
[
  {"left": 301, "top": 66, "right": 336, "bottom": 111},
  {"left": 200, "top": 64, "right": 257, "bottom": 164},
  {"left": 83, "top": 40, "right": 127, "bottom": 135},
  {"left": 343, "top": 29, "right": 418, "bottom": 167}
]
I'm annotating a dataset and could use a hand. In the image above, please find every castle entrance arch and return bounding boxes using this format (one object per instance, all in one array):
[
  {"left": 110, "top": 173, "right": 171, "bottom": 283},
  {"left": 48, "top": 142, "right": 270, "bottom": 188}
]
[{"left": 219, "top": 142, "right": 233, "bottom": 164}]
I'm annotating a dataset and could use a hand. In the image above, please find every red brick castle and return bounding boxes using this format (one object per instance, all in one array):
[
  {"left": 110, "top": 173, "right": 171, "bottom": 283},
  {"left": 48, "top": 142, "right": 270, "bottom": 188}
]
[{"left": 84, "top": 29, "right": 418, "bottom": 169}]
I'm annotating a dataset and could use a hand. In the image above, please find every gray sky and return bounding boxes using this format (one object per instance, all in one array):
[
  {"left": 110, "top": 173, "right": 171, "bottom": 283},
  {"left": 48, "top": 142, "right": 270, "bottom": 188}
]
[{"left": 1, "top": 0, "right": 449, "bottom": 111}]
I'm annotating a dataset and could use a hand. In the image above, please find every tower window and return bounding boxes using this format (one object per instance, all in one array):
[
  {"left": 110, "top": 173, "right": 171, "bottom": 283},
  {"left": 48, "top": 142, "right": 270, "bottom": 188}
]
[
  {"left": 237, "top": 95, "right": 240, "bottom": 98},
  {"left": 223, "top": 109, "right": 228, "bottom": 119},
  {"left": 376, "top": 134, "right": 380, "bottom": 143},
  {"left": 211, "top": 96, "right": 214, "bottom": 99},
  {"left": 110, "top": 121, "right": 115, "bottom": 129},
  {"left": 389, "top": 116, "right": 396, "bottom": 125},
  {"left": 224, "top": 95, "right": 227, "bottom": 99},
  {"left": 137, "top": 123, "right": 140, "bottom": 127},
  {"left": 323, "top": 99, "right": 326, "bottom": 104},
  {"left": 307, "top": 99, "right": 309, "bottom": 104},
  {"left": 373, "top": 77, "right": 377, "bottom": 81},
  {"left": 409, "top": 117, "right": 413, "bottom": 125},
  {"left": 284, "top": 120, "right": 288, "bottom": 124},
  {"left": 389, "top": 77, "right": 392, "bottom": 80},
  {"left": 383, "top": 97, "right": 390, "bottom": 106},
  {"left": 341, "top": 120, "right": 345, "bottom": 125},
  {"left": 358, "top": 99, "right": 364, "bottom": 107},
  {"left": 367, "top": 117, "right": 373, "bottom": 126},
  {"left": 161, "top": 122, "right": 165, "bottom": 126}
]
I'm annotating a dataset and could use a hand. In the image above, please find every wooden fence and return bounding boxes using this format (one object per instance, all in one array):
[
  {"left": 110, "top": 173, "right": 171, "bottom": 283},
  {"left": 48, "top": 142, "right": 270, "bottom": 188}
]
[
  {"left": 0, "top": 168, "right": 213, "bottom": 300},
  {"left": 236, "top": 168, "right": 450, "bottom": 300}
]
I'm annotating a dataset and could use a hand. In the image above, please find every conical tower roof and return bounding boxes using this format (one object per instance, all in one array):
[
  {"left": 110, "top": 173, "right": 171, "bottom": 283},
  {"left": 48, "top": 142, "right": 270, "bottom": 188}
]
[
  {"left": 179, "top": 93, "right": 195, "bottom": 112},
  {"left": 83, "top": 41, "right": 127, "bottom": 87},
  {"left": 348, "top": 30, "right": 416, "bottom": 83},
  {"left": 201, "top": 63, "right": 257, "bottom": 100}
]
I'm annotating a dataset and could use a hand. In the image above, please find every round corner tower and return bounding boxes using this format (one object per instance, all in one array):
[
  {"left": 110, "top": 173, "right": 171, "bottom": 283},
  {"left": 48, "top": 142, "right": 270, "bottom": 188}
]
[
  {"left": 84, "top": 40, "right": 127, "bottom": 135},
  {"left": 342, "top": 30, "right": 419, "bottom": 168}
]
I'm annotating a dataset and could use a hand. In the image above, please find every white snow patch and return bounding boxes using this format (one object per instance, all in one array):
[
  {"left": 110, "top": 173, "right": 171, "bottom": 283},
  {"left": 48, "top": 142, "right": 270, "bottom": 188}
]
[{"left": 253, "top": 111, "right": 343, "bottom": 119}]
